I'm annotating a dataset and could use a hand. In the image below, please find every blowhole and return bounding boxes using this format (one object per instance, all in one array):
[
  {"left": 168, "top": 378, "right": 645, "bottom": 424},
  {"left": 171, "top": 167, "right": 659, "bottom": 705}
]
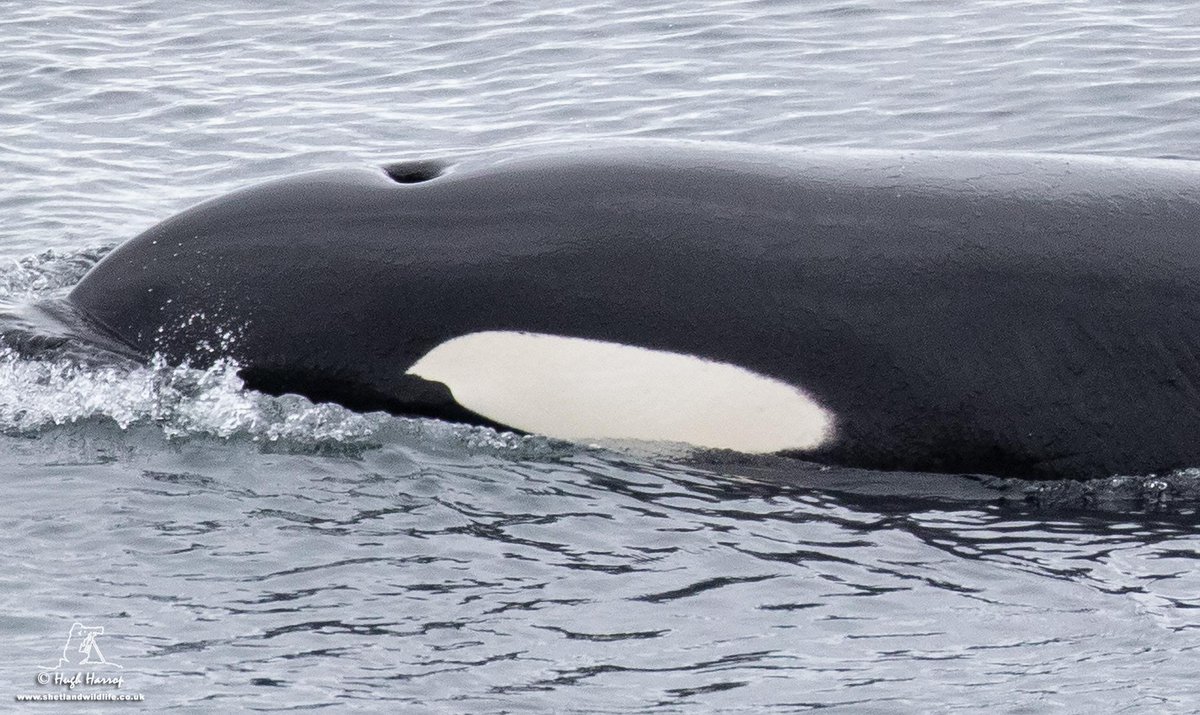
[{"left": 382, "top": 159, "right": 447, "bottom": 184}]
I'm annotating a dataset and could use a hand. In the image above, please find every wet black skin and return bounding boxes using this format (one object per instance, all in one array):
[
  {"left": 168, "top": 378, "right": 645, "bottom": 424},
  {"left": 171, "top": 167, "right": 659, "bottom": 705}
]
[{"left": 67, "top": 142, "right": 1200, "bottom": 479}]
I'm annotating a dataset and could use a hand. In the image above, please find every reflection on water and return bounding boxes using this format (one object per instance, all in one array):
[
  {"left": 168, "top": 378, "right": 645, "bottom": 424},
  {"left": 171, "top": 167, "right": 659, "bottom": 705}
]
[{"left": 1, "top": 420, "right": 1198, "bottom": 710}]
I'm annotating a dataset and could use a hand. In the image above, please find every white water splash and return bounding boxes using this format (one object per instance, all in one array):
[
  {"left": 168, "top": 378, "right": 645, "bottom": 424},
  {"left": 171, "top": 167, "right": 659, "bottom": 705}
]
[
  {"left": 0, "top": 348, "right": 376, "bottom": 442},
  {"left": 0, "top": 247, "right": 111, "bottom": 299},
  {"left": 0, "top": 345, "right": 558, "bottom": 457}
]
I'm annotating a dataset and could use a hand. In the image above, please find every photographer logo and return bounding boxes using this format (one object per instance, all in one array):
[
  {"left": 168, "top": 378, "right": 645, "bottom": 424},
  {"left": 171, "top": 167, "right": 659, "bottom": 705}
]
[{"left": 14, "top": 622, "right": 144, "bottom": 703}]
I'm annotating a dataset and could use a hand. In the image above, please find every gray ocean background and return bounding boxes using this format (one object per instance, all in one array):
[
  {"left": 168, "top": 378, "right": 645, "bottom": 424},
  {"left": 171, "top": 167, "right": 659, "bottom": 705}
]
[{"left": 3, "top": 0, "right": 1200, "bottom": 711}]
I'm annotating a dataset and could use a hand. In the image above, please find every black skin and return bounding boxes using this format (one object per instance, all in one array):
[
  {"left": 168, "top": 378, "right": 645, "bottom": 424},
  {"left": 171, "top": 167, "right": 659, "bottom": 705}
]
[{"left": 67, "top": 142, "right": 1200, "bottom": 480}]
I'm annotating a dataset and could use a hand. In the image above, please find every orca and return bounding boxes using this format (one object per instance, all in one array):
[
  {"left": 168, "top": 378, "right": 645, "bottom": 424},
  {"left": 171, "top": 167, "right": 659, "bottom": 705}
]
[{"left": 62, "top": 142, "right": 1200, "bottom": 479}]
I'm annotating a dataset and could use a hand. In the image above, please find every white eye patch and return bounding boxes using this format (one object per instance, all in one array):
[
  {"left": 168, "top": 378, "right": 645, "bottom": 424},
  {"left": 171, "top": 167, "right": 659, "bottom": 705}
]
[{"left": 406, "top": 331, "right": 834, "bottom": 453}]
